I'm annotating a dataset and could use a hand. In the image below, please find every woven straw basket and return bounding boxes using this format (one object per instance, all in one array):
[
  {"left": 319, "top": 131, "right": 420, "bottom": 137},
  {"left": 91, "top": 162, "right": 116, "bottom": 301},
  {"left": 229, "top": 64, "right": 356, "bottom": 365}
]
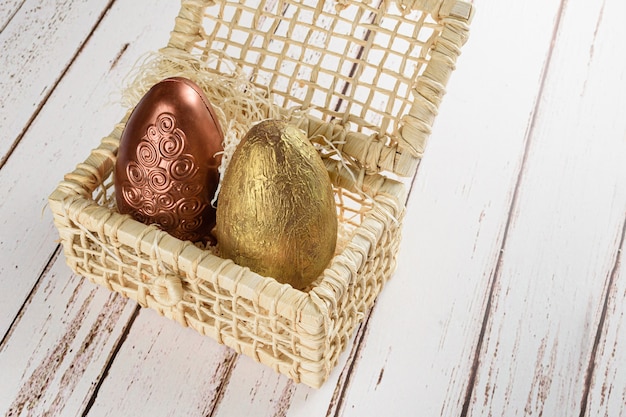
[{"left": 49, "top": 0, "right": 472, "bottom": 388}]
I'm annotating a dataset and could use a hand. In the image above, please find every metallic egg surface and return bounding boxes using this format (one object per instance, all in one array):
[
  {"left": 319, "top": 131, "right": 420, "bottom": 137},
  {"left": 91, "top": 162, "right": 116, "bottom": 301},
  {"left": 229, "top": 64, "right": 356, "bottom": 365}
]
[
  {"left": 215, "top": 119, "right": 338, "bottom": 290},
  {"left": 115, "top": 77, "right": 224, "bottom": 243}
]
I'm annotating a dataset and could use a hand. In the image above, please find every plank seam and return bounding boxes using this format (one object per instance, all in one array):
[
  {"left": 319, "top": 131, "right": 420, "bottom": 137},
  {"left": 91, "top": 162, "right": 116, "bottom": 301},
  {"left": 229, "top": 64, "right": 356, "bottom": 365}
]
[
  {"left": 458, "top": 0, "right": 569, "bottom": 414},
  {"left": 578, "top": 213, "right": 626, "bottom": 417},
  {"left": 80, "top": 303, "right": 141, "bottom": 417},
  {"left": 205, "top": 351, "right": 240, "bottom": 417},
  {"left": 0, "top": 0, "right": 117, "bottom": 172},
  {"left": 0, "top": 244, "right": 62, "bottom": 350},
  {"left": 0, "top": 0, "right": 26, "bottom": 34},
  {"left": 109, "top": 42, "right": 130, "bottom": 71},
  {"left": 325, "top": 308, "right": 375, "bottom": 417}
]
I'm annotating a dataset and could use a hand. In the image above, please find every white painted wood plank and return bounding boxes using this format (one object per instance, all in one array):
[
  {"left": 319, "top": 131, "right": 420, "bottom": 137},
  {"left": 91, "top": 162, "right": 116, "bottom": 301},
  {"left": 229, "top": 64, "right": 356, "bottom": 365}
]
[
  {"left": 313, "top": 0, "right": 565, "bottom": 415},
  {"left": 584, "top": 225, "right": 626, "bottom": 417},
  {"left": 465, "top": 0, "right": 626, "bottom": 414},
  {"left": 84, "top": 308, "right": 237, "bottom": 417},
  {"left": 0, "top": 0, "right": 24, "bottom": 32},
  {"left": 88, "top": 276, "right": 364, "bottom": 417},
  {"left": 0, "top": 0, "right": 111, "bottom": 162},
  {"left": 0, "top": 0, "right": 179, "bottom": 336},
  {"left": 579, "top": 1, "right": 626, "bottom": 415},
  {"left": 210, "top": 356, "right": 298, "bottom": 417},
  {"left": 0, "top": 251, "right": 137, "bottom": 417},
  {"left": 208, "top": 330, "right": 360, "bottom": 417},
  {"left": 89, "top": 301, "right": 363, "bottom": 417}
]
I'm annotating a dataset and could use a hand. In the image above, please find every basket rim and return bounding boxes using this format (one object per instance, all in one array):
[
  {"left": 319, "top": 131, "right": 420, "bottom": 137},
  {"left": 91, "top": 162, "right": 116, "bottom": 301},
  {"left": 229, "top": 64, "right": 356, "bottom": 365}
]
[
  {"left": 46, "top": 0, "right": 474, "bottom": 389},
  {"left": 48, "top": 121, "right": 405, "bottom": 331}
]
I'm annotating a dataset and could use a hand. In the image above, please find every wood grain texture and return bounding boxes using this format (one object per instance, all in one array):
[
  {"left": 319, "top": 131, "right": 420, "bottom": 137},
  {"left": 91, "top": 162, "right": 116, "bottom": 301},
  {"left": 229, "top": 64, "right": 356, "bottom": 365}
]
[
  {"left": 0, "top": 251, "right": 137, "bottom": 417},
  {"left": 577, "top": 2, "right": 626, "bottom": 416},
  {"left": 464, "top": 0, "right": 626, "bottom": 415},
  {"left": 208, "top": 329, "right": 361, "bottom": 417},
  {"left": 85, "top": 311, "right": 348, "bottom": 417},
  {"left": 324, "top": 0, "right": 566, "bottom": 415},
  {"left": 0, "top": 0, "right": 112, "bottom": 165},
  {"left": 0, "top": 0, "right": 24, "bottom": 33},
  {"left": 0, "top": 0, "right": 179, "bottom": 337},
  {"left": 84, "top": 309, "right": 237, "bottom": 417},
  {"left": 207, "top": 355, "right": 299, "bottom": 417},
  {"left": 584, "top": 221, "right": 626, "bottom": 417}
]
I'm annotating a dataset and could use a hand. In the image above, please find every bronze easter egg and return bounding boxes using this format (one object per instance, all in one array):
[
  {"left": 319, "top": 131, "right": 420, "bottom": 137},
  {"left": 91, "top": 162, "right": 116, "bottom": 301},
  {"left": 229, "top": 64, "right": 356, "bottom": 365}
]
[
  {"left": 115, "top": 77, "right": 224, "bottom": 243},
  {"left": 215, "top": 119, "right": 337, "bottom": 290}
]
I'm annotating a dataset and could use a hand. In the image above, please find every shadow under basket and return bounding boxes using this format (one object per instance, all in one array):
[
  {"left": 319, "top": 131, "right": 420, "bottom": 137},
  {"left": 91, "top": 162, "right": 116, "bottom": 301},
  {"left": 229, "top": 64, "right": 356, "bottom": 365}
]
[{"left": 48, "top": 0, "right": 473, "bottom": 388}]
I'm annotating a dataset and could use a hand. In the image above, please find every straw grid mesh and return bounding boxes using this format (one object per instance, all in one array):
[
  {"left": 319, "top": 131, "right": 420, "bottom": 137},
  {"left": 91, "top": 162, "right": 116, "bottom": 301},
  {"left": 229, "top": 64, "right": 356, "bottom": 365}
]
[
  {"left": 195, "top": 1, "right": 437, "bottom": 136},
  {"left": 49, "top": 0, "right": 472, "bottom": 387},
  {"left": 169, "top": 0, "right": 472, "bottom": 177}
]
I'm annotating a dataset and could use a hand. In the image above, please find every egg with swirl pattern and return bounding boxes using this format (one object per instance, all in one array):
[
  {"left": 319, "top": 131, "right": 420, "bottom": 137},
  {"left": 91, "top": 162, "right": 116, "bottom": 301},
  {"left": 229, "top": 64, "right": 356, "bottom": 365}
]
[{"left": 115, "top": 77, "right": 224, "bottom": 244}]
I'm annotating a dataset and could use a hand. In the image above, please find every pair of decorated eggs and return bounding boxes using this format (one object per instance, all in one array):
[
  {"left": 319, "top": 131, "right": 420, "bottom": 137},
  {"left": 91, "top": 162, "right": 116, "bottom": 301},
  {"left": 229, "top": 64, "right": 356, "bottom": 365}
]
[{"left": 115, "top": 77, "right": 337, "bottom": 289}]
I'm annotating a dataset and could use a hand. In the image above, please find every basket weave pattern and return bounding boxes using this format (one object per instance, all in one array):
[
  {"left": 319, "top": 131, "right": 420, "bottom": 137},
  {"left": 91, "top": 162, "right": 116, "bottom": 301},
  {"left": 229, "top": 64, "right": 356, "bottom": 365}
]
[{"left": 49, "top": 0, "right": 472, "bottom": 388}]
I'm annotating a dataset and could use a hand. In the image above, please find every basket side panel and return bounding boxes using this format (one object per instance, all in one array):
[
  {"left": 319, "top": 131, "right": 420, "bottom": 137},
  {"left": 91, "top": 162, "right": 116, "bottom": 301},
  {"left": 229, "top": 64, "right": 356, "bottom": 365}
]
[
  {"left": 311, "top": 189, "right": 404, "bottom": 379},
  {"left": 49, "top": 126, "right": 333, "bottom": 388},
  {"left": 56, "top": 196, "right": 332, "bottom": 383},
  {"left": 60, "top": 197, "right": 331, "bottom": 386}
]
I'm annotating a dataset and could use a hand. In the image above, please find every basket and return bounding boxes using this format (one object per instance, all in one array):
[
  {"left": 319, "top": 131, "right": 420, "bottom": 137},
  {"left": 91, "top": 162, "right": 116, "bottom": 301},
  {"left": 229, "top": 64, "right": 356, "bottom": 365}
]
[{"left": 48, "top": 0, "right": 472, "bottom": 388}]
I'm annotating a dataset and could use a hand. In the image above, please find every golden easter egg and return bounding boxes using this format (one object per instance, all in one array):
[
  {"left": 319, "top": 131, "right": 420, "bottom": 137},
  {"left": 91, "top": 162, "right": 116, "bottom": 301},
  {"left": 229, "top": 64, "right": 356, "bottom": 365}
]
[
  {"left": 115, "top": 77, "right": 224, "bottom": 244},
  {"left": 215, "top": 119, "right": 337, "bottom": 290}
]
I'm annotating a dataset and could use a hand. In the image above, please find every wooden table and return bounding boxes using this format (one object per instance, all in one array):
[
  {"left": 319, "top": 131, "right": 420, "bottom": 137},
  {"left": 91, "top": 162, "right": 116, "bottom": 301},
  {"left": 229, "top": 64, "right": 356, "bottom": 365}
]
[{"left": 1, "top": 0, "right": 625, "bottom": 416}]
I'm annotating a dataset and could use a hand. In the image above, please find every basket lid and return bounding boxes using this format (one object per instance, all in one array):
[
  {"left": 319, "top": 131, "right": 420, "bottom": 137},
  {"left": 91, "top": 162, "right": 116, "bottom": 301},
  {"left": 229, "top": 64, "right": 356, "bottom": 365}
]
[{"left": 166, "top": 0, "right": 473, "bottom": 178}]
